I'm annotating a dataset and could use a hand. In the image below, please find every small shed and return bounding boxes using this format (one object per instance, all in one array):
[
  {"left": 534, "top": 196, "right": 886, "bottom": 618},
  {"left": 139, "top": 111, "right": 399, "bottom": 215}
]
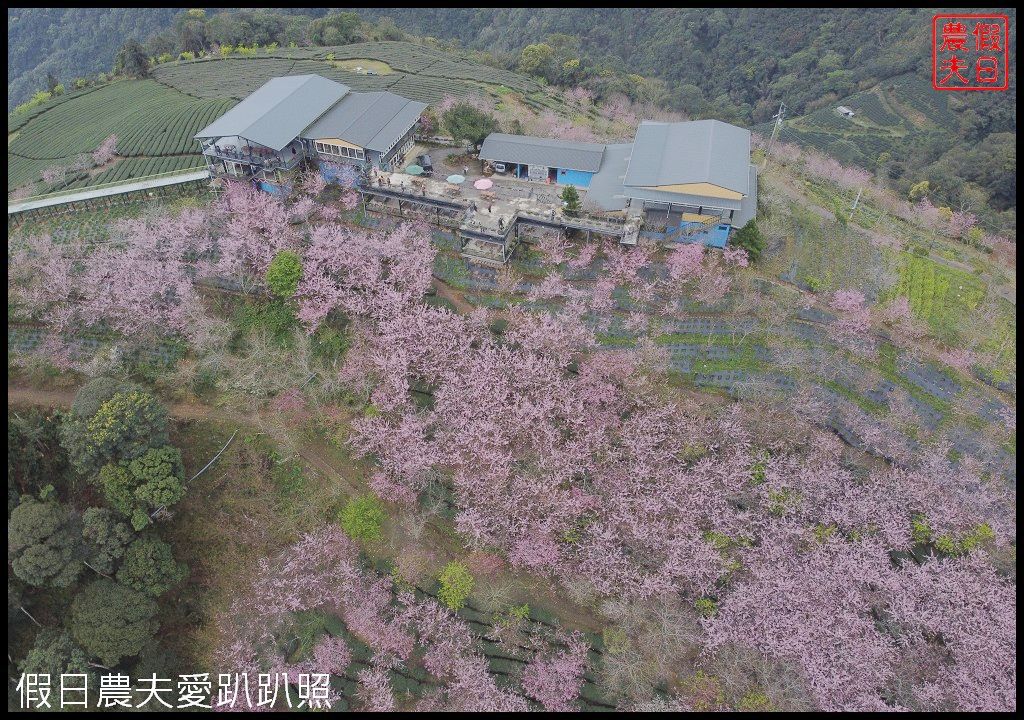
[{"left": 479, "top": 133, "right": 606, "bottom": 187}]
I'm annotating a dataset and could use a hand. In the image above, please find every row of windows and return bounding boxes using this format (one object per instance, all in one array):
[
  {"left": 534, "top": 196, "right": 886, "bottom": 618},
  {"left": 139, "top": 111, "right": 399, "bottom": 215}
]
[
  {"left": 385, "top": 137, "right": 414, "bottom": 163},
  {"left": 314, "top": 141, "right": 364, "bottom": 160}
]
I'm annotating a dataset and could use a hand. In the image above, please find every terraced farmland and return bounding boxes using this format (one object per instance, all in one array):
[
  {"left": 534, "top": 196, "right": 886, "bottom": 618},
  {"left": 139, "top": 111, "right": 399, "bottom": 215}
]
[
  {"left": 888, "top": 253, "right": 987, "bottom": 339},
  {"left": 152, "top": 42, "right": 541, "bottom": 101},
  {"left": 8, "top": 42, "right": 547, "bottom": 196},
  {"left": 760, "top": 71, "right": 960, "bottom": 170},
  {"left": 7, "top": 79, "right": 232, "bottom": 192}
]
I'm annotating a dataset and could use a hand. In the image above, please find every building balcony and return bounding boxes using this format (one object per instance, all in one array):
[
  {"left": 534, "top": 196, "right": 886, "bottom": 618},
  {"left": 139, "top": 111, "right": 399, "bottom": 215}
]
[{"left": 202, "top": 147, "right": 304, "bottom": 172}]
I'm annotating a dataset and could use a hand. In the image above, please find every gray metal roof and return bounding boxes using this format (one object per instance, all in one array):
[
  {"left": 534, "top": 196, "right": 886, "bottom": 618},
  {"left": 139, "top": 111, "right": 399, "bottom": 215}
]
[
  {"left": 194, "top": 75, "right": 349, "bottom": 151},
  {"left": 583, "top": 143, "right": 633, "bottom": 212},
  {"left": 479, "top": 133, "right": 606, "bottom": 173},
  {"left": 300, "top": 91, "right": 427, "bottom": 153},
  {"left": 622, "top": 120, "right": 750, "bottom": 195}
]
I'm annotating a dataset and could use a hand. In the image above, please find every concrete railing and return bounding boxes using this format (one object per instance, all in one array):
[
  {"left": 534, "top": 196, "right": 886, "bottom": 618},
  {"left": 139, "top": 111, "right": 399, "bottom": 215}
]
[{"left": 8, "top": 166, "right": 208, "bottom": 208}]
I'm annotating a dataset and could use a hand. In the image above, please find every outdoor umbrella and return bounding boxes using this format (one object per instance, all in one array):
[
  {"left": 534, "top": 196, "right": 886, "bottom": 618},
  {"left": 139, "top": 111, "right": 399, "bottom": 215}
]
[
  {"left": 446, "top": 174, "right": 466, "bottom": 184},
  {"left": 405, "top": 164, "right": 424, "bottom": 175},
  {"left": 473, "top": 178, "right": 494, "bottom": 190}
]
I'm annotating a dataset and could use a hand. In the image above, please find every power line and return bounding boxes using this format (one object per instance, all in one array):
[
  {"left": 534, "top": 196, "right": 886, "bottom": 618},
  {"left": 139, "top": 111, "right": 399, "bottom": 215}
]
[{"left": 761, "top": 101, "right": 786, "bottom": 171}]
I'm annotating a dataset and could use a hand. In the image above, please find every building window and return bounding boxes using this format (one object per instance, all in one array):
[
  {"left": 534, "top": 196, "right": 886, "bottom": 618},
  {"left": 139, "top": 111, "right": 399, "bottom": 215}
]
[{"left": 314, "top": 141, "right": 364, "bottom": 160}]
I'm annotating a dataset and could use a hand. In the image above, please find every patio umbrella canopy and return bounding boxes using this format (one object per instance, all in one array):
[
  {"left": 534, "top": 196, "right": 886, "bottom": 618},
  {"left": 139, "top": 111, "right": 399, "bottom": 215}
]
[
  {"left": 446, "top": 174, "right": 466, "bottom": 184},
  {"left": 405, "top": 164, "right": 424, "bottom": 175},
  {"left": 473, "top": 178, "right": 494, "bottom": 190}
]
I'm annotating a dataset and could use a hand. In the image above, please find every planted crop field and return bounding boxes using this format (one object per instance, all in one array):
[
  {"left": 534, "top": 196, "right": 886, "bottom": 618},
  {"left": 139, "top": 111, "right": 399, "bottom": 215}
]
[
  {"left": 844, "top": 89, "right": 906, "bottom": 128},
  {"left": 8, "top": 83, "right": 108, "bottom": 133},
  {"left": 888, "top": 253, "right": 986, "bottom": 337},
  {"left": 154, "top": 57, "right": 308, "bottom": 98},
  {"left": 9, "top": 80, "right": 205, "bottom": 160},
  {"left": 883, "top": 72, "right": 958, "bottom": 128},
  {"left": 154, "top": 42, "right": 541, "bottom": 102}
]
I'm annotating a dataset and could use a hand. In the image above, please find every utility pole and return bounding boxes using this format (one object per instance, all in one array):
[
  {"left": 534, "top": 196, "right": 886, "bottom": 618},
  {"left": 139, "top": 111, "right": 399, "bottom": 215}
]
[
  {"left": 761, "top": 101, "right": 786, "bottom": 171},
  {"left": 849, "top": 186, "right": 863, "bottom": 222}
]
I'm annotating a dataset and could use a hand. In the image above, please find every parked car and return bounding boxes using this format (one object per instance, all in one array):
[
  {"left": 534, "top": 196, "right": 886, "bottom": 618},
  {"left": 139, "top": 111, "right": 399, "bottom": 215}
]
[{"left": 417, "top": 154, "right": 434, "bottom": 175}]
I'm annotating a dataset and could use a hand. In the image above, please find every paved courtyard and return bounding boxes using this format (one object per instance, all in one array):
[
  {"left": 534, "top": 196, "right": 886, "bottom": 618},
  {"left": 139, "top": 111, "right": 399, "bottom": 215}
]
[{"left": 371, "top": 165, "right": 578, "bottom": 237}]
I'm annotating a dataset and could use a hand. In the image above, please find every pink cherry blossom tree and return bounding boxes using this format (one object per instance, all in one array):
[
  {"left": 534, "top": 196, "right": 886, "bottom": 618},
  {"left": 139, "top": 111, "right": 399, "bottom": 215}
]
[
  {"left": 92, "top": 134, "right": 118, "bottom": 166},
  {"left": 521, "top": 632, "right": 590, "bottom": 711}
]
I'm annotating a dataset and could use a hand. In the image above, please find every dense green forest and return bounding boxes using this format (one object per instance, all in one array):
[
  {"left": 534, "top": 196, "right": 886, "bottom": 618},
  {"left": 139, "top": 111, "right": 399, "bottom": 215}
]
[
  {"left": 8, "top": 381, "right": 192, "bottom": 694},
  {"left": 7, "top": 9, "right": 179, "bottom": 111}
]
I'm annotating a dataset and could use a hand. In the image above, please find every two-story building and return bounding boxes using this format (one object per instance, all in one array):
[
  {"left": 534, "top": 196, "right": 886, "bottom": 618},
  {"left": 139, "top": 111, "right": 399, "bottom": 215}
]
[{"left": 195, "top": 74, "right": 425, "bottom": 193}]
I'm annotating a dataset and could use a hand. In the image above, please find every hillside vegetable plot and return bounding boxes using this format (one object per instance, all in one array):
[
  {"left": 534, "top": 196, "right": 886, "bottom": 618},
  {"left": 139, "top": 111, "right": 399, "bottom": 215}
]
[{"left": 889, "top": 254, "right": 986, "bottom": 337}]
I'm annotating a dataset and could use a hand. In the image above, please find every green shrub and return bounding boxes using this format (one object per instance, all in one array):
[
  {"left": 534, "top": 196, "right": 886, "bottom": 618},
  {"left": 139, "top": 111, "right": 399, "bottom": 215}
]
[
  {"left": 266, "top": 250, "right": 303, "bottom": 298},
  {"left": 560, "top": 185, "right": 581, "bottom": 217},
  {"left": 437, "top": 561, "right": 474, "bottom": 610},
  {"left": 695, "top": 597, "right": 717, "bottom": 617},
  {"left": 737, "top": 688, "right": 773, "bottom": 711},
  {"left": 731, "top": 219, "right": 766, "bottom": 261},
  {"left": 191, "top": 364, "right": 219, "bottom": 397},
  {"left": 802, "top": 275, "right": 823, "bottom": 292},
  {"left": 69, "top": 579, "right": 158, "bottom": 666},
  {"left": 128, "top": 446, "right": 186, "bottom": 510},
  {"left": 62, "top": 390, "right": 169, "bottom": 474},
  {"left": 339, "top": 494, "right": 387, "bottom": 543},
  {"left": 8, "top": 496, "right": 82, "bottom": 588},
  {"left": 71, "top": 377, "right": 136, "bottom": 419},
  {"left": 271, "top": 459, "right": 305, "bottom": 496},
  {"left": 97, "top": 464, "right": 136, "bottom": 516},
  {"left": 232, "top": 300, "right": 298, "bottom": 349},
  {"left": 117, "top": 535, "right": 187, "bottom": 597},
  {"left": 442, "top": 103, "right": 499, "bottom": 145}
]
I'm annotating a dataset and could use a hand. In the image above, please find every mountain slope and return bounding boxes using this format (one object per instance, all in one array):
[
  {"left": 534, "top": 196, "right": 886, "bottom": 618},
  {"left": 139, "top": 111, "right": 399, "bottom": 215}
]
[{"left": 7, "top": 8, "right": 180, "bottom": 110}]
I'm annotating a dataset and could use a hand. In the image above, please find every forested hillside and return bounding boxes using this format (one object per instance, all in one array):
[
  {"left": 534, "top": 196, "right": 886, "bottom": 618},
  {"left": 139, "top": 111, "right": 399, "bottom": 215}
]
[{"left": 7, "top": 8, "right": 178, "bottom": 110}]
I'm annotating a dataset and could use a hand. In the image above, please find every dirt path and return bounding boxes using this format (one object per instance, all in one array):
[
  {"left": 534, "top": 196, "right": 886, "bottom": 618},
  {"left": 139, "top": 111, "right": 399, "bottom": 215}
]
[
  {"left": 432, "top": 275, "right": 475, "bottom": 313},
  {"left": 9, "top": 385, "right": 252, "bottom": 424}
]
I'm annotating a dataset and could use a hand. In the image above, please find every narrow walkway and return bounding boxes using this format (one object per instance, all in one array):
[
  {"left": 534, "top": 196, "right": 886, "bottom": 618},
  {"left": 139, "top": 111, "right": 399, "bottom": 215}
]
[{"left": 7, "top": 168, "right": 210, "bottom": 215}]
